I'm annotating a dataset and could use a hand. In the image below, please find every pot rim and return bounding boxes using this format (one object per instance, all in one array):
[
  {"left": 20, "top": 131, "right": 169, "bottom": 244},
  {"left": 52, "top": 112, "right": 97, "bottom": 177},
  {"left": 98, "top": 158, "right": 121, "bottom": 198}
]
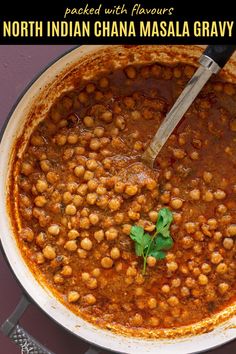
[{"left": 0, "top": 45, "right": 236, "bottom": 354}]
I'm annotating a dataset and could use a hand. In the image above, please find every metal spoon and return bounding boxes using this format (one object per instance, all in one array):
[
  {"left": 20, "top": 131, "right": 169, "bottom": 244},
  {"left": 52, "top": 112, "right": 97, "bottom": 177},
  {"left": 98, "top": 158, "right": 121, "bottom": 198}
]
[{"left": 142, "top": 45, "right": 236, "bottom": 168}]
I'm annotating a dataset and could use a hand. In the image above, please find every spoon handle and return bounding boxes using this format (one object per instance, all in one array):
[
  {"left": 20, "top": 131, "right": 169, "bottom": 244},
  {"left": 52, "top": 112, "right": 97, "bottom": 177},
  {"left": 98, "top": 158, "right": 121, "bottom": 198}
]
[
  {"left": 142, "top": 45, "right": 236, "bottom": 168},
  {"left": 203, "top": 45, "right": 236, "bottom": 69}
]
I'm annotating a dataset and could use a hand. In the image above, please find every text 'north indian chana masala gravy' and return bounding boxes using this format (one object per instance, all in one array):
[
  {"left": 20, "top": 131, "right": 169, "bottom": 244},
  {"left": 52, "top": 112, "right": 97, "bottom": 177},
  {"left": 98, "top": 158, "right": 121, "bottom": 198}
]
[{"left": 11, "top": 57, "right": 236, "bottom": 337}]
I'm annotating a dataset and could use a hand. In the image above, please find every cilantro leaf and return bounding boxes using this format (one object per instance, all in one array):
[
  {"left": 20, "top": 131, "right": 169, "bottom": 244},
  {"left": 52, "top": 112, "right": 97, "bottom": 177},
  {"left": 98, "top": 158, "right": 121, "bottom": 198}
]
[
  {"left": 129, "top": 208, "right": 174, "bottom": 275},
  {"left": 154, "top": 234, "right": 174, "bottom": 251},
  {"left": 130, "top": 226, "right": 151, "bottom": 256},
  {"left": 149, "top": 250, "right": 166, "bottom": 260},
  {"left": 156, "top": 208, "right": 173, "bottom": 238}
]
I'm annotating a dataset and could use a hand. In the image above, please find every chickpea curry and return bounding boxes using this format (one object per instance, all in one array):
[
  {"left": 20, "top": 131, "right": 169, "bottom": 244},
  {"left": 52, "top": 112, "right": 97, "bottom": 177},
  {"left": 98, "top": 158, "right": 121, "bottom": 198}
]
[{"left": 13, "top": 60, "right": 236, "bottom": 334}]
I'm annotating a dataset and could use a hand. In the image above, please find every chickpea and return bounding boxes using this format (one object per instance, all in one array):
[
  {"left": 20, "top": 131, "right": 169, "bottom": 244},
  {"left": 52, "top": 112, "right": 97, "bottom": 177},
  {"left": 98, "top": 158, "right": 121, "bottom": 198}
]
[
  {"left": 125, "top": 66, "right": 137, "bottom": 79},
  {"left": 108, "top": 198, "right": 121, "bottom": 211},
  {"left": 88, "top": 213, "right": 99, "bottom": 225},
  {"left": 173, "top": 148, "right": 186, "bottom": 159},
  {"left": 131, "top": 313, "right": 143, "bottom": 326},
  {"left": 161, "top": 284, "right": 170, "bottom": 293},
  {"left": 74, "top": 165, "right": 85, "bottom": 177},
  {"left": 20, "top": 227, "right": 34, "bottom": 242},
  {"left": 46, "top": 171, "right": 59, "bottom": 184},
  {"left": 83, "top": 116, "right": 94, "bottom": 128},
  {"left": 226, "top": 224, "right": 236, "bottom": 237},
  {"left": 147, "top": 256, "right": 156, "bottom": 267},
  {"left": 125, "top": 185, "right": 138, "bottom": 196},
  {"left": 34, "top": 195, "right": 47, "bottom": 208},
  {"left": 81, "top": 272, "right": 90, "bottom": 282},
  {"left": 171, "top": 278, "right": 181, "bottom": 288},
  {"left": 185, "top": 222, "right": 196, "bottom": 234},
  {"left": 73, "top": 195, "right": 83, "bottom": 207},
  {"left": 201, "top": 263, "right": 212, "bottom": 274},
  {"left": 182, "top": 236, "right": 194, "bottom": 249},
  {"left": 68, "top": 291, "right": 80, "bottom": 303},
  {"left": 67, "top": 134, "right": 78, "bottom": 145},
  {"left": 216, "top": 263, "right": 228, "bottom": 274},
  {"left": 101, "top": 257, "right": 113, "bottom": 269},
  {"left": 77, "top": 248, "right": 88, "bottom": 259},
  {"left": 78, "top": 91, "right": 88, "bottom": 104},
  {"left": 101, "top": 111, "right": 113, "bottom": 123},
  {"left": 64, "top": 240, "right": 77, "bottom": 252},
  {"left": 36, "top": 180, "right": 48, "bottom": 193},
  {"left": 167, "top": 296, "right": 179, "bottom": 306},
  {"left": 96, "top": 185, "right": 107, "bottom": 195},
  {"left": 84, "top": 170, "right": 94, "bottom": 181},
  {"left": 87, "top": 278, "right": 98, "bottom": 289},
  {"left": 93, "top": 127, "right": 104, "bottom": 138},
  {"left": 65, "top": 204, "right": 77, "bottom": 216},
  {"left": 61, "top": 265, "right": 72, "bottom": 277},
  {"left": 181, "top": 287, "right": 190, "bottom": 297},
  {"left": 127, "top": 210, "right": 140, "bottom": 222},
  {"left": 56, "top": 134, "right": 67, "bottom": 146},
  {"left": 89, "top": 138, "right": 101, "bottom": 151},
  {"left": 135, "top": 287, "right": 143, "bottom": 296},
  {"left": 80, "top": 217, "right": 90, "bottom": 229},
  {"left": 211, "top": 252, "right": 223, "bottom": 265},
  {"left": 203, "top": 171, "right": 213, "bottom": 183},
  {"left": 94, "top": 229, "right": 104, "bottom": 242},
  {"left": 173, "top": 67, "right": 182, "bottom": 78},
  {"left": 67, "top": 229, "right": 79, "bottom": 240},
  {"left": 218, "top": 282, "right": 229, "bottom": 294},
  {"left": 86, "top": 83, "right": 96, "bottom": 93},
  {"left": 189, "top": 189, "right": 200, "bottom": 200},
  {"left": 217, "top": 204, "right": 227, "bottom": 214},
  {"left": 81, "top": 238, "right": 93, "bottom": 251},
  {"left": 166, "top": 261, "right": 178, "bottom": 272},
  {"left": 40, "top": 160, "right": 50, "bottom": 172},
  {"left": 54, "top": 273, "right": 64, "bottom": 284},
  {"left": 83, "top": 294, "right": 96, "bottom": 305},
  {"left": 114, "top": 212, "right": 124, "bottom": 224},
  {"left": 35, "top": 252, "right": 45, "bottom": 264},
  {"left": 149, "top": 317, "right": 160, "bottom": 327},
  {"left": 110, "top": 247, "right": 120, "bottom": 260},
  {"left": 77, "top": 184, "right": 88, "bottom": 196},
  {"left": 36, "top": 232, "right": 46, "bottom": 247},
  {"left": 148, "top": 298, "right": 157, "bottom": 309},
  {"left": 214, "top": 189, "right": 226, "bottom": 200},
  {"left": 170, "top": 198, "right": 183, "bottom": 210},
  {"left": 148, "top": 211, "right": 158, "bottom": 223},
  {"left": 21, "top": 161, "right": 34, "bottom": 176},
  {"left": 185, "top": 277, "right": 196, "bottom": 288},
  {"left": 114, "top": 181, "right": 125, "bottom": 193},
  {"left": 207, "top": 218, "right": 218, "bottom": 230},
  {"left": 198, "top": 274, "right": 208, "bottom": 285},
  {"left": 43, "top": 245, "right": 56, "bottom": 260},
  {"left": 115, "top": 115, "right": 126, "bottom": 130},
  {"left": 48, "top": 224, "right": 60, "bottom": 236},
  {"left": 184, "top": 65, "right": 195, "bottom": 78},
  {"left": 160, "top": 191, "right": 170, "bottom": 204},
  {"left": 146, "top": 179, "right": 157, "bottom": 191},
  {"left": 203, "top": 191, "right": 214, "bottom": 202},
  {"left": 86, "top": 193, "right": 97, "bottom": 205},
  {"left": 213, "top": 231, "right": 222, "bottom": 242},
  {"left": 223, "top": 237, "right": 234, "bottom": 250},
  {"left": 105, "top": 227, "right": 118, "bottom": 241},
  {"left": 122, "top": 224, "right": 131, "bottom": 235}
]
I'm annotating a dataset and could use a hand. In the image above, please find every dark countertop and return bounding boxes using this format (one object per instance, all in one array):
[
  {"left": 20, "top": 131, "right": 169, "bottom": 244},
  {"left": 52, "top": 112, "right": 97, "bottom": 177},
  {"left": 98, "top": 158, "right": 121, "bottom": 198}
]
[{"left": 0, "top": 45, "right": 235, "bottom": 354}]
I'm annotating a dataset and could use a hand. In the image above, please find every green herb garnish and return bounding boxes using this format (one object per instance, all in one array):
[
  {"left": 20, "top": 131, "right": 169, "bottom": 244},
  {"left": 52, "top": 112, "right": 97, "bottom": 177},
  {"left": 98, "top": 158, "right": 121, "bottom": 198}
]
[{"left": 129, "top": 208, "right": 173, "bottom": 275}]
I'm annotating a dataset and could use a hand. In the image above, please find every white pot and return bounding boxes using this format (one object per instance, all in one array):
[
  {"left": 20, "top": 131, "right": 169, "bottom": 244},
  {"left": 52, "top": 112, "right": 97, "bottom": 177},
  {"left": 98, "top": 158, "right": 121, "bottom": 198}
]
[{"left": 0, "top": 45, "right": 236, "bottom": 354}]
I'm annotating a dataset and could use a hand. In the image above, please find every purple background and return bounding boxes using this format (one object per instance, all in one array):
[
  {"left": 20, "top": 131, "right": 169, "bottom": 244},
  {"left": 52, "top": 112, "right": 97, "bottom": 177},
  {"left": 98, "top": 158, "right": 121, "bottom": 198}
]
[{"left": 0, "top": 45, "right": 235, "bottom": 354}]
